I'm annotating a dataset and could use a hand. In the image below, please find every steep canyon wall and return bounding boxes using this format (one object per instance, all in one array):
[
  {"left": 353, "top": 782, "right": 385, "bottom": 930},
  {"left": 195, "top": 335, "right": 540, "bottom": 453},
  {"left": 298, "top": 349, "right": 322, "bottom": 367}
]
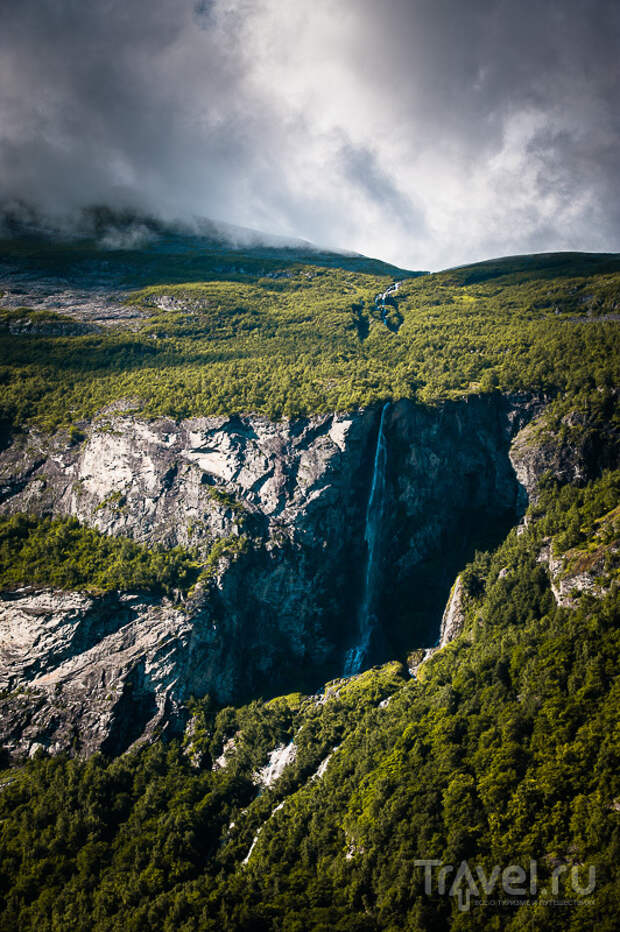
[{"left": 0, "top": 394, "right": 549, "bottom": 757}]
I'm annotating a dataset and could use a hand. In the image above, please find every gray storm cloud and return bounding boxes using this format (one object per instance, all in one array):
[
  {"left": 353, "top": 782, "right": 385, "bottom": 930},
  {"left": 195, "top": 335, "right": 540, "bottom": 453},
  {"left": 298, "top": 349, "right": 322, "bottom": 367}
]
[{"left": 0, "top": 0, "right": 618, "bottom": 269}]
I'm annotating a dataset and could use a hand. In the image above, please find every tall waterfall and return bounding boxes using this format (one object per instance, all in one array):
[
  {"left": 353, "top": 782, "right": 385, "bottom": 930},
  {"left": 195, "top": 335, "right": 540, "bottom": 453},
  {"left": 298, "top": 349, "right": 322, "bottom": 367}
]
[{"left": 344, "top": 402, "right": 391, "bottom": 676}]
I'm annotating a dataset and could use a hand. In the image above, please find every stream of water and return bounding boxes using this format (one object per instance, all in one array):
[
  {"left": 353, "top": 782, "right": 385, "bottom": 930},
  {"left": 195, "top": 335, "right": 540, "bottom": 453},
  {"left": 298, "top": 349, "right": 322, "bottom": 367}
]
[
  {"left": 374, "top": 281, "right": 401, "bottom": 325},
  {"left": 343, "top": 401, "right": 391, "bottom": 676}
]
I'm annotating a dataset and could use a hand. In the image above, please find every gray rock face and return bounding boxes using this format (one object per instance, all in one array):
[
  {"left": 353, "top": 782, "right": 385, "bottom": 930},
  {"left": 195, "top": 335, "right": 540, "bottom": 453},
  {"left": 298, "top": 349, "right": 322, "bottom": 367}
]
[
  {"left": 371, "top": 394, "right": 542, "bottom": 656},
  {"left": 0, "top": 409, "right": 379, "bottom": 757},
  {"left": 510, "top": 397, "right": 619, "bottom": 501},
  {"left": 0, "top": 587, "right": 226, "bottom": 758},
  {"left": 439, "top": 575, "right": 465, "bottom": 648},
  {"left": 0, "top": 410, "right": 372, "bottom": 554},
  {"left": 536, "top": 540, "right": 619, "bottom": 608},
  {"left": 0, "top": 268, "right": 142, "bottom": 328},
  {"left": 0, "top": 394, "right": 543, "bottom": 759}
]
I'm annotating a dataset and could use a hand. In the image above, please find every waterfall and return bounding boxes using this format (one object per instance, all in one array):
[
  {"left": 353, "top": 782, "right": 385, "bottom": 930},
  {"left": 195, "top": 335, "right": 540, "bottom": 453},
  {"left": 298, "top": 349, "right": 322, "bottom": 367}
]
[
  {"left": 344, "top": 402, "right": 391, "bottom": 676},
  {"left": 375, "top": 281, "right": 401, "bottom": 326}
]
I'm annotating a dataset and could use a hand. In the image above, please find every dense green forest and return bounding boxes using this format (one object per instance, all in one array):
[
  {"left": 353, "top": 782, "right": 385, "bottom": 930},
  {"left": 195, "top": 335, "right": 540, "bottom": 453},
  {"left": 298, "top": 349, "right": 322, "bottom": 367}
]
[
  {"left": 1, "top": 250, "right": 619, "bottom": 429},
  {"left": 0, "top": 514, "right": 199, "bottom": 595},
  {"left": 0, "top": 470, "right": 617, "bottom": 930},
  {"left": 0, "top": 514, "right": 247, "bottom": 595}
]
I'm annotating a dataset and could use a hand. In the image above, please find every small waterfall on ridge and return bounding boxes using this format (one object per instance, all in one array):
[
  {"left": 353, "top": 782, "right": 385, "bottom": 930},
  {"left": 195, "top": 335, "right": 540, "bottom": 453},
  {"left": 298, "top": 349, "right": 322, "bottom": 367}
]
[{"left": 374, "top": 281, "right": 401, "bottom": 325}]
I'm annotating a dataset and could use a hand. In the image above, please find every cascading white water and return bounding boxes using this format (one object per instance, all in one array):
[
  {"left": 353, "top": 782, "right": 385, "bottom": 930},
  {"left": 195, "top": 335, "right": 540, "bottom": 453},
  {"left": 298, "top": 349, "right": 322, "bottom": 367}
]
[
  {"left": 344, "top": 402, "right": 391, "bottom": 676},
  {"left": 375, "top": 281, "right": 401, "bottom": 326}
]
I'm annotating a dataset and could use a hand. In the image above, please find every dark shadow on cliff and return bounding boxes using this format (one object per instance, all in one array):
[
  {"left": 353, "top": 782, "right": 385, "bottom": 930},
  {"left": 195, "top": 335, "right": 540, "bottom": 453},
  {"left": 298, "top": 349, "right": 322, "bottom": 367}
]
[
  {"left": 358, "top": 395, "right": 532, "bottom": 667},
  {"left": 100, "top": 663, "right": 158, "bottom": 757},
  {"left": 372, "top": 506, "right": 519, "bottom": 662}
]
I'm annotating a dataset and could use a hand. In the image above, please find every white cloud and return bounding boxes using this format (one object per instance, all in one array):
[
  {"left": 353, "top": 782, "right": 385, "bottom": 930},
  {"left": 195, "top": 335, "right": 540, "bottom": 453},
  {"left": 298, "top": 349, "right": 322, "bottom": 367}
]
[{"left": 0, "top": 0, "right": 618, "bottom": 269}]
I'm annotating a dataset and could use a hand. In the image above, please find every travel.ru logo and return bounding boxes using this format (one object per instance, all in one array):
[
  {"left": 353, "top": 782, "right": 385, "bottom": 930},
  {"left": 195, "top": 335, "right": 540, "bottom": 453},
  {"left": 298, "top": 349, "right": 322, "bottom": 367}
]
[{"left": 415, "top": 859, "right": 596, "bottom": 912}]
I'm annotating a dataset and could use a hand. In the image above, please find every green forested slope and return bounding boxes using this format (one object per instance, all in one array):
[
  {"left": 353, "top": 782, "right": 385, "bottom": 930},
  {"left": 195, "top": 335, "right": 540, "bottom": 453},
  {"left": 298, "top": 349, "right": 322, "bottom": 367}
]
[
  {"left": 0, "top": 514, "right": 223, "bottom": 595},
  {"left": 1, "top": 251, "right": 619, "bottom": 429},
  {"left": 0, "top": 471, "right": 617, "bottom": 931}
]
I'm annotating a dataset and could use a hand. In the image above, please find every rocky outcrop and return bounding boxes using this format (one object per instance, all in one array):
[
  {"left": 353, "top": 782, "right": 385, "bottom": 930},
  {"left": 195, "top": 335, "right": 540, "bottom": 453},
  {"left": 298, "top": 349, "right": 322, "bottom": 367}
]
[
  {"left": 0, "top": 275, "right": 142, "bottom": 328},
  {"left": 537, "top": 534, "right": 619, "bottom": 608},
  {"left": 253, "top": 742, "right": 297, "bottom": 788},
  {"left": 211, "top": 735, "right": 238, "bottom": 771},
  {"left": 0, "top": 586, "right": 228, "bottom": 758},
  {"left": 405, "top": 574, "right": 466, "bottom": 676},
  {"left": 0, "top": 393, "right": 546, "bottom": 759},
  {"left": 510, "top": 396, "right": 619, "bottom": 501},
  {"left": 0, "top": 410, "right": 374, "bottom": 553},
  {"left": 439, "top": 575, "right": 465, "bottom": 647}
]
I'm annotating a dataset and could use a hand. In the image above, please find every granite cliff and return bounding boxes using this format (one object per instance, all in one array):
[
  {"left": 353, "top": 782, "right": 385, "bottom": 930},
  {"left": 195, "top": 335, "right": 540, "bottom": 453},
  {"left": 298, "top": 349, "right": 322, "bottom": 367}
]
[{"left": 1, "top": 390, "right": 615, "bottom": 759}]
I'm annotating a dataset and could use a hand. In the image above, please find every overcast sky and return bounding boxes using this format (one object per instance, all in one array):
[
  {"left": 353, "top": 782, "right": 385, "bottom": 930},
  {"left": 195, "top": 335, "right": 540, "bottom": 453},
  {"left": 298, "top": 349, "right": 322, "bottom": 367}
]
[{"left": 1, "top": 0, "right": 619, "bottom": 269}]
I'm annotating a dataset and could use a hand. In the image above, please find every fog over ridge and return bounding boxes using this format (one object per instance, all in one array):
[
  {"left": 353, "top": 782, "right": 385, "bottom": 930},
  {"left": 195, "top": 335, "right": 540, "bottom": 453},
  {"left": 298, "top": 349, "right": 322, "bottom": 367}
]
[{"left": 1, "top": 0, "right": 619, "bottom": 269}]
